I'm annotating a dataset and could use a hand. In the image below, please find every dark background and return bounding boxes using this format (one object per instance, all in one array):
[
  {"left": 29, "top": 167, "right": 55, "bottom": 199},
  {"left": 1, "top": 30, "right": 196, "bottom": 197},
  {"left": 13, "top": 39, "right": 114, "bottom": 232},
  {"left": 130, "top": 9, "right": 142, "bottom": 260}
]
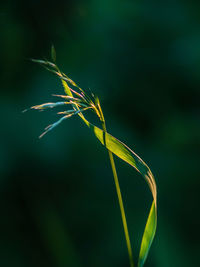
[{"left": 1, "top": 0, "right": 200, "bottom": 266}]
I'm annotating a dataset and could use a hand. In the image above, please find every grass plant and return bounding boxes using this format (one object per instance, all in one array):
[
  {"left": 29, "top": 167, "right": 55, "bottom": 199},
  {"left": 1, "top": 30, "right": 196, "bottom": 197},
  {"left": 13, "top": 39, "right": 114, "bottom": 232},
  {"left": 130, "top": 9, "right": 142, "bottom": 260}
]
[{"left": 25, "top": 47, "right": 157, "bottom": 267}]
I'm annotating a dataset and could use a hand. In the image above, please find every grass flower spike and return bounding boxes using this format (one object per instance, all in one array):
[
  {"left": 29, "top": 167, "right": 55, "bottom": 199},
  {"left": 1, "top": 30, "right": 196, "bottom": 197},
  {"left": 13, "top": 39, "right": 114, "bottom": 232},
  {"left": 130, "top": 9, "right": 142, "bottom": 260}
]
[{"left": 26, "top": 47, "right": 157, "bottom": 267}]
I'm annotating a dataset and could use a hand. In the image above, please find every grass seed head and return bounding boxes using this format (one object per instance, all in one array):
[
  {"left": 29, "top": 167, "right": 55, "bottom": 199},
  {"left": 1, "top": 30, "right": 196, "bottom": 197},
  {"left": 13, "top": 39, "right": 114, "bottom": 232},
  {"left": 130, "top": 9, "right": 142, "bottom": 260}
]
[{"left": 27, "top": 54, "right": 104, "bottom": 138}]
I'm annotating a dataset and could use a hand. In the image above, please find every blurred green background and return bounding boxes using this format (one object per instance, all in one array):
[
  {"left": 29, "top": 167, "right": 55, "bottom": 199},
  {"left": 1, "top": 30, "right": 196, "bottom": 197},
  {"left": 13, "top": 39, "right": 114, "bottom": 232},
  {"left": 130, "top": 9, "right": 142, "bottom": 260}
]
[{"left": 1, "top": 0, "right": 200, "bottom": 266}]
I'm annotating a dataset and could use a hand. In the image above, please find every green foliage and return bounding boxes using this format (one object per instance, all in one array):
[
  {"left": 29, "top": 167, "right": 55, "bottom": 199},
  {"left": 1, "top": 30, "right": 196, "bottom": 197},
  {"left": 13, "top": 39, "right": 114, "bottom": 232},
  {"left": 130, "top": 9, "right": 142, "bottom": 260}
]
[{"left": 27, "top": 53, "right": 157, "bottom": 267}]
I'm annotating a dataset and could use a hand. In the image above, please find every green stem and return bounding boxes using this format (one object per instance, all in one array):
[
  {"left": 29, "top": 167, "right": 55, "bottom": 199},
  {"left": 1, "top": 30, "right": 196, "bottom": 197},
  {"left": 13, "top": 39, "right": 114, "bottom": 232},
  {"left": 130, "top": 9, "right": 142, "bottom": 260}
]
[
  {"left": 108, "top": 149, "right": 134, "bottom": 267},
  {"left": 72, "top": 93, "right": 134, "bottom": 266},
  {"left": 100, "top": 115, "right": 134, "bottom": 267}
]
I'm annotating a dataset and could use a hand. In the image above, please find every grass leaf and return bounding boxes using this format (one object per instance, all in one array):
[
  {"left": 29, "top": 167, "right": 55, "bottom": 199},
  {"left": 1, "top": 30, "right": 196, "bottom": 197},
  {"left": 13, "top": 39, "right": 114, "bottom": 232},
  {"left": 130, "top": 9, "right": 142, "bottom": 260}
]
[
  {"left": 79, "top": 117, "right": 157, "bottom": 267},
  {"left": 138, "top": 201, "right": 157, "bottom": 267}
]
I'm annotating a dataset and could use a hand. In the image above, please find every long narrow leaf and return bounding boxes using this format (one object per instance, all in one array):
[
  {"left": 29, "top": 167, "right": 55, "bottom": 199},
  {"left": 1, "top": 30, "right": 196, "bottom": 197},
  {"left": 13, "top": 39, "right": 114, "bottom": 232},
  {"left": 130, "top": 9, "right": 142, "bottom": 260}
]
[
  {"left": 138, "top": 201, "right": 157, "bottom": 267},
  {"left": 85, "top": 120, "right": 157, "bottom": 267},
  {"left": 62, "top": 77, "right": 157, "bottom": 267}
]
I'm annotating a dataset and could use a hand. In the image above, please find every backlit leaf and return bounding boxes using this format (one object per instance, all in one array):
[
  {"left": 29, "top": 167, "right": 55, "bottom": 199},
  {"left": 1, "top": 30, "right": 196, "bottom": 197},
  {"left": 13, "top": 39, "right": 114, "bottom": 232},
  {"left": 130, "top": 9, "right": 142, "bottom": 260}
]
[{"left": 84, "top": 119, "right": 157, "bottom": 267}]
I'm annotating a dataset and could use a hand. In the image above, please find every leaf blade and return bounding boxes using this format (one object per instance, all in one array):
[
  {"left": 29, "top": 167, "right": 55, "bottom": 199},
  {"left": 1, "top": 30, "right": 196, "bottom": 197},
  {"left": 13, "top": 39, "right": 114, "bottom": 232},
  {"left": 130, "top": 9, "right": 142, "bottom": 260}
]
[
  {"left": 80, "top": 118, "right": 157, "bottom": 267},
  {"left": 138, "top": 201, "right": 157, "bottom": 267}
]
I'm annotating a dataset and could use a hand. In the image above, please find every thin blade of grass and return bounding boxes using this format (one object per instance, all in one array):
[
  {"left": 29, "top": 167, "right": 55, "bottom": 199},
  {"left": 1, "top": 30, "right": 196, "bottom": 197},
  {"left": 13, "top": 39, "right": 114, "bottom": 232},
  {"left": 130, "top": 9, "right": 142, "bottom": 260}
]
[
  {"left": 138, "top": 201, "right": 157, "bottom": 267},
  {"left": 86, "top": 122, "right": 157, "bottom": 204},
  {"left": 78, "top": 117, "right": 157, "bottom": 267}
]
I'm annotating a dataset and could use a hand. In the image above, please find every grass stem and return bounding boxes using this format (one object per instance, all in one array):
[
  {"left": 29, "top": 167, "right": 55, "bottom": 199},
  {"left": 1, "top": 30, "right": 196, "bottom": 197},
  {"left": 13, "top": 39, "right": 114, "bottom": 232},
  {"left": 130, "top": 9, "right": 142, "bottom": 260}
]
[
  {"left": 101, "top": 119, "right": 134, "bottom": 267},
  {"left": 108, "top": 150, "right": 134, "bottom": 267}
]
